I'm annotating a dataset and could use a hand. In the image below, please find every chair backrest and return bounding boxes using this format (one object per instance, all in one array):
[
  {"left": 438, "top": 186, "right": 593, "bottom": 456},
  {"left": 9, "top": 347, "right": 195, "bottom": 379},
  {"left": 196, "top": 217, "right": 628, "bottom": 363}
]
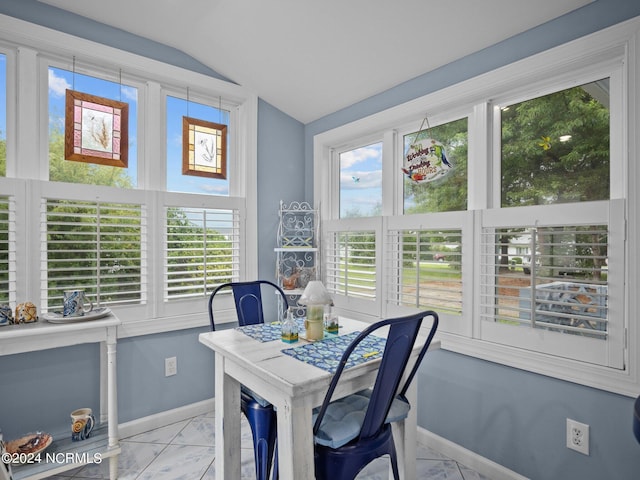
[
  {"left": 208, "top": 280, "right": 289, "bottom": 331},
  {"left": 313, "top": 310, "right": 438, "bottom": 441}
]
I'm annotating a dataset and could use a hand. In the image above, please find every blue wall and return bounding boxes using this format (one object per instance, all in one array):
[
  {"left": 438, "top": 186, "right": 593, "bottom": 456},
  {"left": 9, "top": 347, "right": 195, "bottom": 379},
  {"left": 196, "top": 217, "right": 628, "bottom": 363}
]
[
  {"left": 303, "top": 1, "right": 640, "bottom": 478},
  {"left": 419, "top": 350, "right": 640, "bottom": 479},
  {"left": 257, "top": 99, "right": 306, "bottom": 278},
  {"left": 0, "top": 344, "right": 100, "bottom": 439},
  {"left": 2, "top": 1, "right": 640, "bottom": 478}
]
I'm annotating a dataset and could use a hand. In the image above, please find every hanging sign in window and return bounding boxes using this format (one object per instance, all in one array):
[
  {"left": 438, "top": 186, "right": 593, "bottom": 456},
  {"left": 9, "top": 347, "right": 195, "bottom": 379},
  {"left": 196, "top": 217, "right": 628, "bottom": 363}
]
[{"left": 402, "top": 138, "right": 453, "bottom": 183}]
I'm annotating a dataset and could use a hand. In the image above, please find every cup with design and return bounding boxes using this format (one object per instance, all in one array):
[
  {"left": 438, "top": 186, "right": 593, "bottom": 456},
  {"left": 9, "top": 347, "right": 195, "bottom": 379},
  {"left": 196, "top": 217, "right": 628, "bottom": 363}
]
[
  {"left": 0, "top": 304, "right": 12, "bottom": 326},
  {"left": 70, "top": 408, "right": 95, "bottom": 441},
  {"left": 63, "top": 290, "right": 93, "bottom": 317}
]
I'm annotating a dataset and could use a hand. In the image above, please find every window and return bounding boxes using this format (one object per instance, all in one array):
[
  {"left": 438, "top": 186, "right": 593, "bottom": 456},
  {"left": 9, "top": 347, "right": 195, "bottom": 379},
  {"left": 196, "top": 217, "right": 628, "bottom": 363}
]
[
  {"left": 339, "top": 142, "right": 382, "bottom": 218},
  {"left": 478, "top": 77, "right": 622, "bottom": 368},
  {"left": 0, "top": 54, "right": 9, "bottom": 304},
  {"left": 501, "top": 79, "right": 610, "bottom": 207},
  {"left": 386, "top": 227, "right": 462, "bottom": 314},
  {"left": 479, "top": 200, "right": 623, "bottom": 368},
  {"left": 403, "top": 117, "right": 468, "bottom": 213},
  {"left": 48, "top": 66, "right": 138, "bottom": 187},
  {"left": 483, "top": 225, "right": 608, "bottom": 338},
  {"left": 324, "top": 216, "right": 382, "bottom": 317},
  {"left": 0, "top": 53, "right": 5, "bottom": 177},
  {"left": 165, "top": 206, "right": 239, "bottom": 300},
  {"left": 166, "top": 95, "right": 230, "bottom": 195},
  {"left": 315, "top": 20, "right": 635, "bottom": 394},
  {"left": 325, "top": 230, "right": 377, "bottom": 300},
  {"left": 41, "top": 198, "right": 146, "bottom": 311},
  {"left": 0, "top": 16, "right": 257, "bottom": 334},
  {"left": 0, "top": 195, "right": 14, "bottom": 304}
]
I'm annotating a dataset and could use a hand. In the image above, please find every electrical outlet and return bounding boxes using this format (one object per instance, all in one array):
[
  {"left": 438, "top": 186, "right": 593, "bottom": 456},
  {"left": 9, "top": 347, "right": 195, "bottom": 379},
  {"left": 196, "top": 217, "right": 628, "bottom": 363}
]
[
  {"left": 165, "top": 356, "right": 177, "bottom": 377},
  {"left": 566, "top": 418, "right": 589, "bottom": 455}
]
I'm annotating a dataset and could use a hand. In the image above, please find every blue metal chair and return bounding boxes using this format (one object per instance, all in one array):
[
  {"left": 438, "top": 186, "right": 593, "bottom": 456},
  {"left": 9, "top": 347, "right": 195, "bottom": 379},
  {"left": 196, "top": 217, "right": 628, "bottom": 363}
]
[
  {"left": 208, "top": 280, "right": 287, "bottom": 480},
  {"left": 634, "top": 395, "right": 640, "bottom": 444},
  {"left": 312, "top": 310, "right": 439, "bottom": 480}
]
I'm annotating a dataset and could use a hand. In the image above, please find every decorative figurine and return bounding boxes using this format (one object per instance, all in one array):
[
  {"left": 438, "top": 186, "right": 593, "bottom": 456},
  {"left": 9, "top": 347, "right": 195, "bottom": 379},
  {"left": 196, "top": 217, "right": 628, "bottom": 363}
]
[{"left": 15, "top": 302, "right": 38, "bottom": 323}]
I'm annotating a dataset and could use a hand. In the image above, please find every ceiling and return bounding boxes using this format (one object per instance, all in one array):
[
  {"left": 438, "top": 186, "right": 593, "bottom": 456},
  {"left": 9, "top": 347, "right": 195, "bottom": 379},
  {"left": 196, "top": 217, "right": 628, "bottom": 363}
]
[{"left": 39, "top": 0, "right": 592, "bottom": 124}]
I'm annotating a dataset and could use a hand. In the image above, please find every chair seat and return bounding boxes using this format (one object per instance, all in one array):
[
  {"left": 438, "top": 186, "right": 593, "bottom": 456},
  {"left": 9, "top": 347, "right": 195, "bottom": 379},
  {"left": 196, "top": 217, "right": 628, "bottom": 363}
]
[{"left": 312, "top": 389, "right": 410, "bottom": 449}]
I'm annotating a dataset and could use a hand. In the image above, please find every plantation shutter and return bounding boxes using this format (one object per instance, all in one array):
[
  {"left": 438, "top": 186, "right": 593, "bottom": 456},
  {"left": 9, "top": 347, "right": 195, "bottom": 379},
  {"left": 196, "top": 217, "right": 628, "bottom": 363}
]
[
  {"left": 385, "top": 228, "right": 463, "bottom": 314},
  {"left": 478, "top": 200, "right": 625, "bottom": 368},
  {"left": 165, "top": 207, "right": 240, "bottom": 299},
  {"left": 480, "top": 225, "right": 609, "bottom": 338},
  {"left": 0, "top": 195, "right": 15, "bottom": 305},
  {"left": 41, "top": 198, "right": 146, "bottom": 310},
  {"left": 325, "top": 229, "right": 377, "bottom": 301},
  {"left": 323, "top": 217, "right": 383, "bottom": 318}
]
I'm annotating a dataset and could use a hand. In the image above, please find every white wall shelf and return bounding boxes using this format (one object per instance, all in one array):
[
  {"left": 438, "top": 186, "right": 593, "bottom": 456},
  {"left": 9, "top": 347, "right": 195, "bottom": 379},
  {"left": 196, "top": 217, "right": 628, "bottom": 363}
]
[{"left": 275, "top": 201, "right": 319, "bottom": 316}]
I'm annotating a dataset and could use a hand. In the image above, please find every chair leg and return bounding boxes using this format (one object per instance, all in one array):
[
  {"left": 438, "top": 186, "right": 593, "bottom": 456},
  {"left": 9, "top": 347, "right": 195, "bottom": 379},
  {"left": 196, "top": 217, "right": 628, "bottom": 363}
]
[
  {"left": 254, "top": 436, "right": 270, "bottom": 480},
  {"left": 271, "top": 443, "right": 279, "bottom": 480},
  {"left": 389, "top": 450, "right": 400, "bottom": 480},
  {"left": 242, "top": 403, "right": 277, "bottom": 480}
]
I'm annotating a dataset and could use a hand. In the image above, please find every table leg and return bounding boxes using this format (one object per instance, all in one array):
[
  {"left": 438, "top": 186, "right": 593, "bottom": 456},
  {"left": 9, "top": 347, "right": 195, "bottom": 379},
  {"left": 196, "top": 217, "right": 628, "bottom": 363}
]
[
  {"left": 106, "top": 332, "right": 119, "bottom": 480},
  {"left": 394, "top": 381, "right": 417, "bottom": 480},
  {"left": 109, "top": 455, "right": 118, "bottom": 480},
  {"left": 215, "top": 352, "right": 241, "bottom": 480},
  {"left": 275, "top": 398, "right": 315, "bottom": 480}
]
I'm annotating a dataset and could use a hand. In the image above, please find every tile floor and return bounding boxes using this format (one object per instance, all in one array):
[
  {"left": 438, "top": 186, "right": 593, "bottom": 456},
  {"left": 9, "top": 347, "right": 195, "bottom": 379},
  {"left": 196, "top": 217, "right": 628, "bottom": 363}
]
[{"left": 45, "top": 411, "right": 490, "bottom": 479}]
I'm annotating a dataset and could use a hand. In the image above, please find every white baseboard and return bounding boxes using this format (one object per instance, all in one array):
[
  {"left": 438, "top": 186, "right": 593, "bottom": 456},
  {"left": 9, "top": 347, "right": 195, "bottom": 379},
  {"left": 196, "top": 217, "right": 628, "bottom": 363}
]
[
  {"left": 118, "top": 398, "right": 215, "bottom": 439},
  {"left": 417, "top": 427, "right": 529, "bottom": 480}
]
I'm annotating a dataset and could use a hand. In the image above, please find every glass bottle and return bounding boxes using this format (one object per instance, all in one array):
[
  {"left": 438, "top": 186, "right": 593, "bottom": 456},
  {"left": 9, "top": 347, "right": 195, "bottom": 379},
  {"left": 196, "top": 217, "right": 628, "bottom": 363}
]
[
  {"left": 281, "top": 306, "right": 299, "bottom": 343},
  {"left": 323, "top": 304, "right": 339, "bottom": 334}
]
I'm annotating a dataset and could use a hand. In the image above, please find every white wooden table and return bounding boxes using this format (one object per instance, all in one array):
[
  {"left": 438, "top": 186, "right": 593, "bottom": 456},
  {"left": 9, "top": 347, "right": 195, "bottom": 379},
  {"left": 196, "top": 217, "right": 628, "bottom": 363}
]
[
  {"left": 0, "top": 316, "right": 121, "bottom": 480},
  {"left": 198, "top": 317, "right": 439, "bottom": 480}
]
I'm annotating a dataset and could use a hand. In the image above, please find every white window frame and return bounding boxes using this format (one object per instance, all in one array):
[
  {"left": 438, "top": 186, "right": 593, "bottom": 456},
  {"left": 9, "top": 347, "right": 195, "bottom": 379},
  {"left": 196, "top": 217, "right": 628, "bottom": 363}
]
[
  {"left": 314, "top": 17, "right": 640, "bottom": 396},
  {"left": 0, "top": 14, "right": 258, "bottom": 338}
]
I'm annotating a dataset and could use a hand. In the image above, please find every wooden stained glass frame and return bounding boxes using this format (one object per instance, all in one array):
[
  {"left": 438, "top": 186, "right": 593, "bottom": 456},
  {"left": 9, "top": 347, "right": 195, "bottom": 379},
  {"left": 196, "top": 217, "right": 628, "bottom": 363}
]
[
  {"left": 64, "top": 89, "right": 128, "bottom": 167},
  {"left": 182, "top": 116, "right": 227, "bottom": 179}
]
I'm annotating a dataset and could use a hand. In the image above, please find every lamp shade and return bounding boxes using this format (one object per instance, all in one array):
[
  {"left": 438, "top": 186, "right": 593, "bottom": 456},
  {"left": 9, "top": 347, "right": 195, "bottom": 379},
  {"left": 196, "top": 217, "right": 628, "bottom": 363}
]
[{"left": 298, "top": 280, "right": 332, "bottom": 305}]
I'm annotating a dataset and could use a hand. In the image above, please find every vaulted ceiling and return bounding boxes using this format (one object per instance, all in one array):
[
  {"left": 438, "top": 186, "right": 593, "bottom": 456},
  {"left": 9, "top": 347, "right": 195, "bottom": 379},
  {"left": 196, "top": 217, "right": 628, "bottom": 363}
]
[{"left": 39, "top": 0, "right": 592, "bottom": 123}]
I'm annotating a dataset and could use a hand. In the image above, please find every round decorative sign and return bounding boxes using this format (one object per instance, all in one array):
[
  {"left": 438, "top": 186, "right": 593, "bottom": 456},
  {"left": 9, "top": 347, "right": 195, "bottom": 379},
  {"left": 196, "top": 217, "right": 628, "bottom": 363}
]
[{"left": 402, "top": 138, "right": 453, "bottom": 183}]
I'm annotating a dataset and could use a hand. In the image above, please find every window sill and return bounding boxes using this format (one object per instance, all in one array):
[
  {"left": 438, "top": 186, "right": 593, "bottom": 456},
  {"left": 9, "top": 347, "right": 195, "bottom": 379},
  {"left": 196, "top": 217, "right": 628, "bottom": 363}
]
[
  {"left": 438, "top": 331, "right": 639, "bottom": 398},
  {"left": 116, "top": 314, "right": 209, "bottom": 338}
]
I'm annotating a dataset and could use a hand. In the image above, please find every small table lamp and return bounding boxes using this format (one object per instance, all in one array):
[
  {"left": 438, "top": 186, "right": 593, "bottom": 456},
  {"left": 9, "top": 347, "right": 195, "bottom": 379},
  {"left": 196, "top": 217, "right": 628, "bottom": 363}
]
[{"left": 299, "top": 281, "right": 332, "bottom": 340}]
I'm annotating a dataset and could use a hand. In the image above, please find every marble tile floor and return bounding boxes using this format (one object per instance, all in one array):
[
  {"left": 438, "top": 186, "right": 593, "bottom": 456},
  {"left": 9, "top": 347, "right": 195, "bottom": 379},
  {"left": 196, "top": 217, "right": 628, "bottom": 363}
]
[{"left": 46, "top": 411, "right": 491, "bottom": 480}]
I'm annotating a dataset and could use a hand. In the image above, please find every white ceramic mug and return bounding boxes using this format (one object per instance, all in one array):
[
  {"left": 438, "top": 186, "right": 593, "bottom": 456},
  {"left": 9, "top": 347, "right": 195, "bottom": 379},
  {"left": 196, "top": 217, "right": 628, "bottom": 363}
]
[
  {"left": 63, "top": 290, "right": 93, "bottom": 317},
  {"left": 71, "top": 407, "right": 95, "bottom": 441}
]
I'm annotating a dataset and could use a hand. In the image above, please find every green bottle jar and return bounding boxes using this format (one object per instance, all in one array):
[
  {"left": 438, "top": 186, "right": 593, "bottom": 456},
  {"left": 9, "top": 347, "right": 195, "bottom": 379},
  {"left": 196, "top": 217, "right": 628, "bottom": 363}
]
[{"left": 281, "top": 307, "right": 298, "bottom": 343}]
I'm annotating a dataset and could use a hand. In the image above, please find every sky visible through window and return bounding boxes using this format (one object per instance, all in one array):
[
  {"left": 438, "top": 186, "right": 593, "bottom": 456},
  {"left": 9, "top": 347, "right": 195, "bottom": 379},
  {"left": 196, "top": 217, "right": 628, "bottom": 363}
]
[{"left": 339, "top": 142, "right": 382, "bottom": 218}]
